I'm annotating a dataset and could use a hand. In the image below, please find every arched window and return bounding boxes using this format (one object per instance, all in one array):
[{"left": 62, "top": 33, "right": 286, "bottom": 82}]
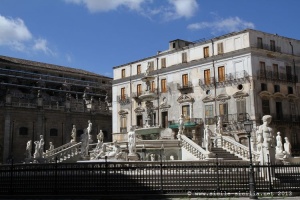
[{"left": 19, "top": 127, "right": 28, "bottom": 135}]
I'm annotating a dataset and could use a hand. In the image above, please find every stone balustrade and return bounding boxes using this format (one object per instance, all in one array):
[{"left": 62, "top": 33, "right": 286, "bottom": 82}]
[
  {"left": 44, "top": 142, "right": 82, "bottom": 163},
  {"left": 219, "top": 136, "right": 259, "bottom": 161},
  {"left": 180, "top": 134, "right": 208, "bottom": 160}
]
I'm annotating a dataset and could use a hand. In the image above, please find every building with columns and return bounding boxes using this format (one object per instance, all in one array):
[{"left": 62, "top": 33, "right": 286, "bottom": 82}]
[
  {"left": 112, "top": 29, "right": 300, "bottom": 155},
  {"left": 0, "top": 56, "right": 112, "bottom": 163}
]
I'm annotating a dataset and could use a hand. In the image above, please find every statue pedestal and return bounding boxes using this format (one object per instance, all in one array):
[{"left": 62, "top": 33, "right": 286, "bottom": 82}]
[
  {"left": 275, "top": 152, "right": 285, "bottom": 159},
  {"left": 128, "top": 153, "right": 139, "bottom": 161}
]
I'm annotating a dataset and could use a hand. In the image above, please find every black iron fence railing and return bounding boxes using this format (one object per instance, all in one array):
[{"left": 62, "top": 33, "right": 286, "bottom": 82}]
[
  {"left": 0, "top": 161, "right": 299, "bottom": 196},
  {"left": 257, "top": 70, "right": 298, "bottom": 83},
  {"left": 204, "top": 113, "right": 249, "bottom": 125}
]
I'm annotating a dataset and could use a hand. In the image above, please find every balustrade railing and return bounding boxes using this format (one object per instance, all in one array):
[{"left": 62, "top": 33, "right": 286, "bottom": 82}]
[
  {"left": 219, "top": 136, "right": 259, "bottom": 161},
  {"left": 43, "top": 142, "right": 82, "bottom": 163},
  {"left": 180, "top": 134, "right": 208, "bottom": 160}
]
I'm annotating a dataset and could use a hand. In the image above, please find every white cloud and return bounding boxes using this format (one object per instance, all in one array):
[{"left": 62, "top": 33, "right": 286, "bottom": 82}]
[
  {"left": 64, "top": 0, "right": 145, "bottom": 13},
  {"left": 0, "top": 15, "right": 32, "bottom": 50},
  {"left": 64, "top": 0, "right": 199, "bottom": 20},
  {"left": 33, "top": 38, "right": 55, "bottom": 56},
  {"left": 165, "top": 0, "right": 198, "bottom": 20},
  {"left": 0, "top": 15, "right": 55, "bottom": 55},
  {"left": 187, "top": 16, "right": 255, "bottom": 34}
]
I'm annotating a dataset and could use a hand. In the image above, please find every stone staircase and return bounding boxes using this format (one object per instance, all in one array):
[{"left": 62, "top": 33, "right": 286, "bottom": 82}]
[{"left": 210, "top": 147, "right": 243, "bottom": 161}]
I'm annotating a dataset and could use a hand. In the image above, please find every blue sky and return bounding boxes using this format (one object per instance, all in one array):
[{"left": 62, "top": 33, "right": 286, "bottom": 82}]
[{"left": 0, "top": 0, "right": 299, "bottom": 78}]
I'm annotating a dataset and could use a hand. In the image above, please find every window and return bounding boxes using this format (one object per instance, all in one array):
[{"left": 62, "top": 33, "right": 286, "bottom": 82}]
[
  {"left": 274, "top": 85, "right": 280, "bottom": 93},
  {"left": 270, "top": 40, "right": 275, "bottom": 51},
  {"left": 290, "top": 102, "right": 297, "bottom": 121},
  {"left": 276, "top": 102, "right": 283, "bottom": 120},
  {"left": 137, "top": 65, "right": 141, "bottom": 75},
  {"left": 204, "top": 46, "right": 209, "bottom": 58},
  {"left": 288, "top": 86, "right": 293, "bottom": 94},
  {"left": 120, "top": 116, "right": 127, "bottom": 133},
  {"left": 217, "top": 42, "right": 224, "bottom": 54},
  {"left": 50, "top": 128, "right": 58, "bottom": 137},
  {"left": 121, "top": 69, "right": 126, "bottom": 78},
  {"left": 205, "top": 105, "right": 214, "bottom": 122},
  {"left": 150, "top": 81, "right": 155, "bottom": 92},
  {"left": 19, "top": 127, "right": 28, "bottom": 136},
  {"left": 273, "top": 64, "right": 278, "bottom": 79},
  {"left": 136, "top": 115, "right": 143, "bottom": 127},
  {"left": 182, "top": 52, "right": 187, "bottom": 63},
  {"left": 121, "top": 87, "right": 126, "bottom": 100},
  {"left": 182, "top": 74, "right": 188, "bottom": 87},
  {"left": 161, "top": 79, "right": 167, "bottom": 93},
  {"left": 260, "top": 62, "right": 266, "bottom": 77},
  {"left": 257, "top": 37, "right": 263, "bottom": 49},
  {"left": 219, "top": 103, "right": 228, "bottom": 122},
  {"left": 236, "top": 99, "right": 246, "bottom": 121},
  {"left": 161, "top": 58, "right": 166, "bottom": 68},
  {"left": 161, "top": 111, "right": 168, "bottom": 128},
  {"left": 148, "top": 61, "right": 154, "bottom": 71},
  {"left": 204, "top": 69, "right": 211, "bottom": 85},
  {"left": 182, "top": 105, "right": 190, "bottom": 121},
  {"left": 218, "top": 66, "right": 225, "bottom": 82},
  {"left": 261, "top": 83, "right": 267, "bottom": 91},
  {"left": 286, "top": 66, "right": 292, "bottom": 80},
  {"left": 137, "top": 84, "right": 142, "bottom": 96},
  {"left": 262, "top": 99, "right": 270, "bottom": 115}
]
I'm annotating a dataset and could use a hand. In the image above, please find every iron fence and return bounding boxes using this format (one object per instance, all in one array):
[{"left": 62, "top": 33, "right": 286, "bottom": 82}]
[{"left": 0, "top": 161, "right": 299, "bottom": 196}]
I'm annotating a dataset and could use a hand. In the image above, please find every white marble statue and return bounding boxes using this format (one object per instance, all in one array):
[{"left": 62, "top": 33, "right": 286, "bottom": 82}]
[
  {"left": 204, "top": 125, "right": 212, "bottom": 152},
  {"left": 48, "top": 142, "right": 54, "bottom": 152},
  {"left": 71, "top": 125, "right": 76, "bottom": 143},
  {"left": 39, "top": 135, "right": 44, "bottom": 158},
  {"left": 276, "top": 132, "right": 283, "bottom": 154},
  {"left": 87, "top": 120, "right": 92, "bottom": 135},
  {"left": 106, "top": 140, "right": 121, "bottom": 158},
  {"left": 25, "top": 140, "right": 32, "bottom": 159},
  {"left": 216, "top": 116, "right": 223, "bottom": 135},
  {"left": 128, "top": 126, "right": 136, "bottom": 155},
  {"left": 33, "top": 141, "right": 40, "bottom": 158},
  {"left": 256, "top": 127, "right": 262, "bottom": 152},
  {"left": 258, "top": 115, "right": 275, "bottom": 165},
  {"left": 178, "top": 114, "right": 184, "bottom": 133},
  {"left": 97, "top": 130, "right": 104, "bottom": 143},
  {"left": 150, "top": 154, "right": 155, "bottom": 161},
  {"left": 284, "top": 137, "right": 292, "bottom": 157},
  {"left": 80, "top": 129, "right": 89, "bottom": 156}
]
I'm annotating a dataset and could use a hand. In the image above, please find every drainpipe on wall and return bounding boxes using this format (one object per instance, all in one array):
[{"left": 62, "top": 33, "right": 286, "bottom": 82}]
[
  {"left": 289, "top": 42, "right": 297, "bottom": 87},
  {"left": 211, "top": 39, "right": 217, "bottom": 120},
  {"left": 130, "top": 64, "right": 132, "bottom": 127},
  {"left": 156, "top": 56, "right": 160, "bottom": 126}
]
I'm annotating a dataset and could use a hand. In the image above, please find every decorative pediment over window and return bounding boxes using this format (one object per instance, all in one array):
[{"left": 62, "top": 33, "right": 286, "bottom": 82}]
[
  {"left": 233, "top": 91, "right": 249, "bottom": 99},
  {"left": 159, "top": 102, "right": 171, "bottom": 110},
  {"left": 286, "top": 94, "right": 299, "bottom": 100},
  {"left": 259, "top": 91, "right": 272, "bottom": 99},
  {"left": 216, "top": 94, "right": 231, "bottom": 101},
  {"left": 202, "top": 96, "right": 215, "bottom": 103},
  {"left": 134, "top": 107, "right": 145, "bottom": 115},
  {"left": 273, "top": 92, "right": 285, "bottom": 99},
  {"left": 118, "top": 109, "right": 128, "bottom": 116},
  {"left": 177, "top": 94, "right": 194, "bottom": 103}
]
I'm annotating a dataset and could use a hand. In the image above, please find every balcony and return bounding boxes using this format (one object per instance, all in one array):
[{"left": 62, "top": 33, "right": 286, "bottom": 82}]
[
  {"left": 177, "top": 81, "right": 193, "bottom": 93},
  {"left": 199, "top": 70, "right": 249, "bottom": 90},
  {"left": 255, "top": 43, "right": 281, "bottom": 53},
  {"left": 257, "top": 70, "right": 298, "bottom": 83},
  {"left": 117, "top": 95, "right": 131, "bottom": 105},
  {"left": 168, "top": 118, "right": 203, "bottom": 129},
  {"left": 270, "top": 114, "right": 300, "bottom": 123}
]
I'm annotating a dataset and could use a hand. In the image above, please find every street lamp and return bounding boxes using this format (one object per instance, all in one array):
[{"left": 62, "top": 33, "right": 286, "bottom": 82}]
[{"left": 244, "top": 118, "right": 258, "bottom": 199}]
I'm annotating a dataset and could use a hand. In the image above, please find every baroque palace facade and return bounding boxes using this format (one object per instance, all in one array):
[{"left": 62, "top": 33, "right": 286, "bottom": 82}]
[
  {"left": 0, "top": 56, "right": 112, "bottom": 163},
  {"left": 112, "top": 29, "right": 300, "bottom": 155}
]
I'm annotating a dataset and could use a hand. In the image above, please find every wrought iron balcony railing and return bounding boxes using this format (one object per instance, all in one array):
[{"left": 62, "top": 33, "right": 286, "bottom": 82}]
[
  {"left": 117, "top": 95, "right": 131, "bottom": 105},
  {"left": 257, "top": 70, "right": 298, "bottom": 83},
  {"left": 177, "top": 81, "right": 193, "bottom": 92},
  {"left": 255, "top": 43, "right": 281, "bottom": 53}
]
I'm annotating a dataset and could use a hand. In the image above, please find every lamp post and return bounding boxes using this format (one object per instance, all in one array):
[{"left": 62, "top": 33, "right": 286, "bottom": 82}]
[{"left": 244, "top": 118, "right": 258, "bottom": 199}]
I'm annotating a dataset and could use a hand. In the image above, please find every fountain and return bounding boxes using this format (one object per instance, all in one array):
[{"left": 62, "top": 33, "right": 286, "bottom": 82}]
[{"left": 134, "top": 64, "right": 163, "bottom": 139}]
